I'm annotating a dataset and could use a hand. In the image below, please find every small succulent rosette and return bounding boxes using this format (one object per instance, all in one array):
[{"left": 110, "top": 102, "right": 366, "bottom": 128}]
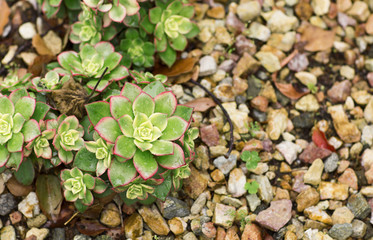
[
  {"left": 69, "top": 4, "right": 117, "bottom": 45},
  {"left": 85, "top": 133, "right": 114, "bottom": 176},
  {"left": 85, "top": 80, "right": 195, "bottom": 202},
  {"left": 119, "top": 29, "right": 155, "bottom": 68},
  {"left": 31, "top": 71, "right": 69, "bottom": 92},
  {"left": 83, "top": 0, "right": 140, "bottom": 24},
  {"left": 24, "top": 120, "right": 56, "bottom": 160},
  {"left": 130, "top": 70, "right": 167, "bottom": 86},
  {"left": 61, "top": 167, "right": 107, "bottom": 211},
  {"left": 41, "top": 0, "right": 81, "bottom": 19},
  {"left": 52, "top": 115, "right": 84, "bottom": 164},
  {"left": 0, "top": 71, "right": 32, "bottom": 92},
  {"left": 0, "top": 90, "right": 44, "bottom": 170},
  {"left": 57, "top": 42, "right": 129, "bottom": 92},
  {"left": 141, "top": 0, "right": 199, "bottom": 67}
]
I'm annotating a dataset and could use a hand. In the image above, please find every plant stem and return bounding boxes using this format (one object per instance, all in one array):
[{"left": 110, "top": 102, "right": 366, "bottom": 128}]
[
  {"left": 86, "top": 67, "right": 108, "bottom": 101},
  {"left": 188, "top": 79, "right": 234, "bottom": 158}
]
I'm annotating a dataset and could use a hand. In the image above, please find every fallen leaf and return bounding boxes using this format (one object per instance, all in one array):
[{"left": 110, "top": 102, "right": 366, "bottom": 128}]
[
  {"left": 51, "top": 77, "right": 89, "bottom": 119},
  {"left": 300, "top": 25, "right": 336, "bottom": 52},
  {"left": 6, "top": 176, "right": 33, "bottom": 197},
  {"left": 272, "top": 73, "right": 309, "bottom": 100},
  {"left": 32, "top": 34, "right": 54, "bottom": 56},
  {"left": 185, "top": 97, "right": 217, "bottom": 112},
  {"left": 28, "top": 55, "right": 55, "bottom": 76},
  {"left": 312, "top": 128, "right": 335, "bottom": 152},
  {"left": 44, "top": 203, "right": 75, "bottom": 228},
  {"left": 76, "top": 219, "right": 108, "bottom": 236},
  {"left": 0, "top": 0, "right": 10, "bottom": 36},
  {"left": 153, "top": 58, "right": 197, "bottom": 77},
  {"left": 36, "top": 175, "right": 63, "bottom": 221},
  {"left": 43, "top": 31, "right": 63, "bottom": 55}
]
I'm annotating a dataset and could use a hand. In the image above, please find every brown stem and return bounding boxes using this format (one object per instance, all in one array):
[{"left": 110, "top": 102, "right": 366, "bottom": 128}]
[
  {"left": 86, "top": 67, "right": 108, "bottom": 102},
  {"left": 188, "top": 79, "right": 234, "bottom": 158}
]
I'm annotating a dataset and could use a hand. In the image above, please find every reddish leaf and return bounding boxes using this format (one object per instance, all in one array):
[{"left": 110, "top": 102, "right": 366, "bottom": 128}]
[
  {"left": 300, "top": 24, "right": 336, "bottom": 52},
  {"left": 44, "top": 203, "right": 75, "bottom": 228},
  {"left": 185, "top": 97, "right": 216, "bottom": 112},
  {"left": 76, "top": 219, "right": 108, "bottom": 236},
  {"left": 0, "top": 0, "right": 10, "bottom": 36},
  {"left": 28, "top": 55, "right": 55, "bottom": 76},
  {"left": 312, "top": 128, "right": 335, "bottom": 152},
  {"left": 272, "top": 73, "right": 309, "bottom": 100},
  {"left": 6, "top": 176, "right": 33, "bottom": 197},
  {"left": 153, "top": 58, "right": 197, "bottom": 77}
]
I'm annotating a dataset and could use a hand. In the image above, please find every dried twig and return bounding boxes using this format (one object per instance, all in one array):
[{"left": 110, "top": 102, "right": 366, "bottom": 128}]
[
  {"left": 86, "top": 67, "right": 108, "bottom": 101},
  {"left": 188, "top": 79, "right": 234, "bottom": 158}
]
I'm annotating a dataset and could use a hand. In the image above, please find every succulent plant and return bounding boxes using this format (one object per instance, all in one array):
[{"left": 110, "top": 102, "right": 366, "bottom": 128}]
[
  {"left": 85, "top": 135, "right": 114, "bottom": 176},
  {"left": 119, "top": 29, "right": 155, "bottom": 68},
  {"left": 141, "top": 0, "right": 199, "bottom": 67},
  {"left": 0, "top": 92, "right": 42, "bottom": 170},
  {"left": 61, "top": 167, "right": 107, "bottom": 211},
  {"left": 41, "top": 0, "right": 81, "bottom": 19},
  {"left": 130, "top": 70, "right": 167, "bottom": 85},
  {"left": 83, "top": 0, "right": 140, "bottom": 24},
  {"left": 0, "top": 71, "right": 32, "bottom": 92},
  {"left": 32, "top": 71, "right": 69, "bottom": 92},
  {"left": 53, "top": 115, "right": 84, "bottom": 164},
  {"left": 25, "top": 120, "right": 56, "bottom": 160},
  {"left": 70, "top": 4, "right": 117, "bottom": 45},
  {"left": 57, "top": 42, "right": 129, "bottom": 92}
]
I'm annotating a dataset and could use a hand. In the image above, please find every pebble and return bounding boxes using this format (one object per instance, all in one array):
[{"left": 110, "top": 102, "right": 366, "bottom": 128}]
[
  {"left": 183, "top": 232, "right": 198, "bottom": 240},
  {"left": 351, "top": 219, "right": 367, "bottom": 238},
  {"left": 252, "top": 175, "right": 274, "bottom": 203},
  {"left": 0, "top": 225, "right": 16, "bottom": 240},
  {"left": 328, "top": 105, "right": 361, "bottom": 143},
  {"left": 232, "top": 52, "right": 260, "bottom": 77},
  {"left": 199, "top": 56, "right": 217, "bottom": 77},
  {"left": 267, "top": 32, "right": 296, "bottom": 52},
  {"left": 362, "top": 125, "right": 373, "bottom": 146},
  {"left": 26, "top": 228, "right": 49, "bottom": 240},
  {"left": 19, "top": 22, "right": 37, "bottom": 39},
  {"left": 255, "top": 51, "right": 281, "bottom": 73},
  {"left": 347, "top": 1, "right": 369, "bottom": 21},
  {"left": 18, "top": 192, "right": 39, "bottom": 218},
  {"left": 160, "top": 197, "right": 190, "bottom": 219},
  {"left": 213, "top": 203, "right": 236, "bottom": 229},
  {"left": 213, "top": 154, "right": 237, "bottom": 175},
  {"left": 338, "top": 168, "right": 358, "bottom": 190},
  {"left": 295, "top": 71, "right": 317, "bottom": 86},
  {"left": 296, "top": 187, "right": 320, "bottom": 212},
  {"left": 366, "top": 14, "right": 373, "bottom": 35},
  {"left": 0, "top": 193, "right": 17, "bottom": 216},
  {"left": 266, "top": 108, "right": 288, "bottom": 140},
  {"left": 221, "top": 196, "right": 243, "bottom": 208},
  {"left": 304, "top": 206, "right": 332, "bottom": 225},
  {"left": 304, "top": 158, "right": 324, "bottom": 185},
  {"left": 347, "top": 193, "right": 371, "bottom": 219},
  {"left": 168, "top": 217, "right": 187, "bottom": 235},
  {"left": 236, "top": 1, "right": 261, "bottom": 21},
  {"left": 227, "top": 168, "right": 247, "bottom": 198},
  {"left": 324, "top": 153, "right": 339, "bottom": 172},
  {"left": 288, "top": 53, "right": 309, "bottom": 72},
  {"left": 51, "top": 228, "right": 65, "bottom": 240},
  {"left": 332, "top": 207, "right": 354, "bottom": 224},
  {"left": 241, "top": 223, "right": 262, "bottom": 240},
  {"left": 267, "top": 10, "right": 298, "bottom": 33},
  {"left": 340, "top": 65, "right": 355, "bottom": 79},
  {"left": 246, "top": 194, "right": 261, "bottom": 212},
  {"left": 248, "top": 22, "right": 271, "bottom": 42},
  {"left": 73, "top": 235, "right": 91, "bottom": 240},
  {"left": 256, "top": 199, "right": 292, "bottom": 232},
  {"left": 124, "top": 213, "right": 143, "bottom": 239},
  {"left": 318, "top": 182, "right": 349, "bottom": 200},
  {"left": 327, "top": 80, "right": 351, "bottom": 103},
  {"left": 183, "top": 165, "right": 209, "bottom": 199},
  {"left": 138, "top": 205, "right": 170, "bottom": 236},
  {"left": 191, "top": 193, "right": 207, "bottom": 215},
  {"left": 295, "top": 94, "right": 320, "bottom": 112},
  {"left": 311, "top": 0, "right": 330, "bottom": 15},
  {"left": 276, "top": 141, "right": 302, "bottom": 165},
  {"left": 202, "top": 222, "right": 216, "bottom": 238},
  {"left": 361, "top": 186, "right": 373, "bottom": 197},
  {"left": 328, "top": 223, "right": 353, "bottom": 240},
  {"left": 214, "top": 84, "right": 235, "bottom": 102},
  {"left": 299, "top": 142, "right": 332, "bottom": 163},
  {"left": 27, "top": 214, "right": 47, "bottom": 228},
  {"left": 100, "top": 203, "right": 121, "bottom": 228},
  {"left": 362, "top": 148, "right": 373, "bottom": 170},
  {"left": 364, "top": 97, "right": 373, "bottom": 123}
]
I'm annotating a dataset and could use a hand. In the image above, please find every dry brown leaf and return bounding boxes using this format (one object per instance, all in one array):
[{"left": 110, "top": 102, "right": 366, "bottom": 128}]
[
  {"left": 272, "top": 73, "right": 309, "bottom": 100},
  {"left": 32, "top": 34, "right": 54, "bottom": 56},
  {"left": 0, "top": 0, "right": 10, "bottom": 36},
  {"left": 51, "top": 78, "right": 89, "bottom": 119},
  {"left": 43, "top": 31, "right": 63, "bottom": 55},
  {"left": 153, "top": 58, "right": 198, "bottom": 77},
  {"left": 185, "top": 97, "right": 217, "bottom": 112},
  {"left": 300, "top": 25, "right": 335, "bottom": 52},
  {"left": 28, "top": 55, "right": 55, "bottom": 76},
  {"left": 6, "top": 176, "right": 33, "bottom": 197}
]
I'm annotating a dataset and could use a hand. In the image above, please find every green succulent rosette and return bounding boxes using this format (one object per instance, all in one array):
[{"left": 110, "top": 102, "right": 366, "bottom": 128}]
[
  {"left": 57, "top": 42, "right": 129, "bottom": 92},
  {"left": 140, "top": 0, "right": 199, "bottom": 67},
  {"left": 120, "top": 29, "right": 155, "bottom": 68},
  {"left": 31, "top": 71, "right": 69, "bottom": 92},
  {"left": 0, "top": 71, "right": 32, "bottom": 92},
  {"left": 61, "top": 167, "right": 108, "bottom": 211},
  {"left": 53, "top": 115, "right": 84, "bottom": 164},
  {"left": 41, "top": 0, "right": 81, "bottom": 19},
  {"left": 85, "top": 136, "right": 114, "bottom": 176},
  {"left": 0, "top": 90, "right": 47, "bottom": 170},
  {"left": 25, "top": 120, "right": 56, "bottom": 160}
]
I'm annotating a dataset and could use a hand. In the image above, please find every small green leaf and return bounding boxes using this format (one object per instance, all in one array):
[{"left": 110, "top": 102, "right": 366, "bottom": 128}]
[
  {"left": 14, "top": 158, "right": 34, "bottom": 185},
  {"left": 160, "top": 116, "right": 188, "bottom": 140},
  {"left": 140, "top": 14, "right": 155, "bottom": 34},
  {"left": 0, "top": 145, "right": 9, "bottom": 167},
  {"left": 0, "top": 97, "right": 14, "bottom": 115},
  {"left": 121, "top": 83, "right": 142, "bottom": 102},
  {"left": 95, "top": 117, "right": 122, "bottom": 143},
  {"left": 31, "top": 102, "right": 50, "bottom": 122},
  {"left": 110, "top": 96, "right": 133, "bottom": 119},
  {"left": 173, "top": 105, "right": 193, "bottom": 121},
  {"left": 83, "top": 174, "right": 95, "bottom": 189},
  {"left": 158, "top": 45, "right": 176, "bottom": 67},
  {"left": 73, "top": 147, "right": 98, "bottom": 172},
  {"left": 36, "top": 175, "right": 63, "bottom": 220},
  {"left": 114, "top": 135, "right": 136, "bottom": 159},
  {"left": 179, "top": 5, "right": 194, "bottom": 18},
  {"left": 154, "top": 92, "right": 177, "bottom": 117},
  {"left": 133, "top": 150, "right": 158, "bottom": 179},
  {"left": 150, "top": 140, "right": 173, "bottom": 156},
  {"left": 245, "top": 181, "right": 259, "bottom": 194},
  {"left": 108, "top": 158, "right": 137, "bottom": 188},
  {"left": 109, "top": 4, "right": 127, "bottom": 22},
  {"left": 85, "top": 102, "right": 111, "bottom": 126},
  {"left": 142, "top": 81, "right": 166, "bottom": 98},
  {"left": 7, "top": 132, "right": 24, "bottom": 152},
  {"left": 133, "top": 93, "right": 155, "bottom": 117},
  {"left": 22, "top": 120, "right": 40, "bottom": 142},
  {"left": 156, "top": 143, "right": 185, "bottom": 169},
  {"left": 13, "top": 113, "right": 25, "bottom": 134},
  {"left": 151, "top": 174, "right": 172, "bottom": 201},
  {"left": 118, "top": 115, "right": 134, "bottom": 137},
  {"left": 149, "top": 7, "right": 162, "bottom": 24},
  {"left": 170, "top": 34, "right": 187, "bottom": 51},
  {"left": 6, "top": 152, "right": 23, "bottom": 170}
]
